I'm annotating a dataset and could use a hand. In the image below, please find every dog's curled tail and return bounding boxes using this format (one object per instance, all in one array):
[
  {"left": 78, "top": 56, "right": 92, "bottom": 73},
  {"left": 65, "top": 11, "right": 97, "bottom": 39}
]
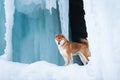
[
  {"left": 80, "top": 38, "right": 91, "bottom": 57},
  {"left": 80, "top": 38, "right": 88, "bottom": 44}
]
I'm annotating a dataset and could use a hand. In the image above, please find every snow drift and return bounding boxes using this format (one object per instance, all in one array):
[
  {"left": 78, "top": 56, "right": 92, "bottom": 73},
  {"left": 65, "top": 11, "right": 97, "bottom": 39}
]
[{"left": 0, "top": 59, "right": 97, "bottom": 80}]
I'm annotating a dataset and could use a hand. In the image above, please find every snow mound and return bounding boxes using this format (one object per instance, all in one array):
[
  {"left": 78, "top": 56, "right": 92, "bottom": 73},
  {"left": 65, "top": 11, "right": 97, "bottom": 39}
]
[
  {"left": 0, "top": 59, "right": 28, "bottom": 80},
  {"left": 0, "top": 59, "right": 96, "bottom": 80}
]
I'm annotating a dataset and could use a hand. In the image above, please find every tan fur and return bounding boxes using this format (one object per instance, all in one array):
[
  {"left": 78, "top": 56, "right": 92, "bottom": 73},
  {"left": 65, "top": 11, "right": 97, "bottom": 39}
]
[{"left": 55, "top": 34, "right": 90, "bottom": 65}]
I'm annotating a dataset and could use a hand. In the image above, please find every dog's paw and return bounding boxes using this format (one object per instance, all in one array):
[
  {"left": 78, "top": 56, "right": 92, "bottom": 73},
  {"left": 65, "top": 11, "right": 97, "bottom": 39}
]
[{"left": 64, "top": 63, "right": 68, "bottom": 66}]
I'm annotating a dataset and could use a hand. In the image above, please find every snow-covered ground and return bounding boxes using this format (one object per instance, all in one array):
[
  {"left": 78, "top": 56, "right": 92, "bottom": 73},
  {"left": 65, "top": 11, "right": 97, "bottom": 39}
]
[
  {"left": 0, "top": 59, "right": 97, "bottom": 80},
  {"left": 0, "top": 59, "right": 27, "bottom": 80}
]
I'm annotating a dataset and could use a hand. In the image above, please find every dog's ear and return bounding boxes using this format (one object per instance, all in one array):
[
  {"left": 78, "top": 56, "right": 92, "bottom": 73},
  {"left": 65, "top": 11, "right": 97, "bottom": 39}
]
[
  {"left": 55, "top": 34, "right": 58, "bottom": 37},
  {"left": 61, "top": 34, "right": 65, "bottom": 38},
  {"left": 55, "top": 34, "right": 58, "bottom": 39}
]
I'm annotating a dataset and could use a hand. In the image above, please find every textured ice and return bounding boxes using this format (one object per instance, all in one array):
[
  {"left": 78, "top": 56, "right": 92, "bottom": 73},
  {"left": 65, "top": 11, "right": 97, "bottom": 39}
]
[
  {"left": 15, "top": 0, "right": 44, "bottom": 19},
  {"left": 0, "top": 0, "right": 6, "bottom": 55},
  {"left": 2, "top": 0, "right": 15, "bottom": 60},
  {"left": 84, "top": 0, "right": 120, "bottom": 80},
  {"left": 15, "top": 0, "right": 58, "bottom": 18},
  {"left": 12, "top": 0, "right": 65, "bottom": 65},
  {"left": 58, "top": 0, "right": 69, "bottom": 39},
  {"left": 45, "top": 0, "right": 57, "bottom": 14},
  {"left": 1, "top": 0, "right": 69, "bottom": 64}
]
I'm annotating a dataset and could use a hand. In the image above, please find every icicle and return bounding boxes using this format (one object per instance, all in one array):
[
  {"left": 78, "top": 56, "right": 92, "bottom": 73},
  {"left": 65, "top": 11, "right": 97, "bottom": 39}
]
[
  {"left": 2, "top": 0, "right": 15, "bottom": 60},
  {"left": 45, "top": 0, "right": 57, "bottom": 14},
  {"left": 58, "top": 0, "right": 69, "bottom": 40}
]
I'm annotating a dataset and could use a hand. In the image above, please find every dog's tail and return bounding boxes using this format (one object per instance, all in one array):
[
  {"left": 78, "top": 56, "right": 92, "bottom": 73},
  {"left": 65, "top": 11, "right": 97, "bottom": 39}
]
[
  {"left": 80, "top": 38, "right": 91, "bottom": 57},
  {"left": 80, "top": 38, "right": 88, "bottom": 44}
]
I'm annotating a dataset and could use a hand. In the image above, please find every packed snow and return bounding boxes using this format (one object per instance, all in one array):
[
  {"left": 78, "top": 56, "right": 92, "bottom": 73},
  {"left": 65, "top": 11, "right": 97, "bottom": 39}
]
[
  {"left": 0, "top": 58, "right": 98, "bottom": 80},
  {"left": 0, "top": 59, "right": 28, "bottom": 80}
]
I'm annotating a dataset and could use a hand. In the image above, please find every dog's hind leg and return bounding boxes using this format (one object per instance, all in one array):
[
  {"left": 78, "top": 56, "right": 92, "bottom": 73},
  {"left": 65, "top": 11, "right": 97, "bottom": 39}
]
[{"left": 78, "top": 53, "right": 88, "bottom": 65}]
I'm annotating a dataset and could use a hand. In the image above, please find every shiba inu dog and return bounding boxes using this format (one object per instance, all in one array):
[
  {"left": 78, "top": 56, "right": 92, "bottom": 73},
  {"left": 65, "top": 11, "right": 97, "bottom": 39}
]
[{"left": 55, "top": 34, "right": 90, "bottom": 65}]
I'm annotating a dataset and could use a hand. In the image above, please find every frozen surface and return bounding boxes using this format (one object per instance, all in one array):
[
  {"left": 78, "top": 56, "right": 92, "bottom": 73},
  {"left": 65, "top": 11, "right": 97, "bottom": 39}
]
[
  {"left": 0, "top": 59, "right": 97, "bottom": 80},
  {"left": 0, "top": 0, "right": 6, "bottom": 55},
  {"left": 84, "top": 0, "right": 120, "bottom": 80},
  {"left": 12, "top": 0, "right": 64, "bottom": 64},
  {"left": 3, "top": 0, "right": 15, "bottom": 60},
  {"left": 1, "top": 0, "right": 69, "bottom": 65},
  {"left": 58, "top": 0, "right": 69, "bottom": 39},
  {"left": 0, "top": 59, "right": 28, "bottom": 80}
]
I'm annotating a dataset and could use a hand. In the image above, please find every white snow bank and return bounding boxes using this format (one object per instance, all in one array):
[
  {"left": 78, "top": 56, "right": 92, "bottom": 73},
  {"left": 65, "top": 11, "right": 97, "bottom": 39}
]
[
  {"left": 0, "top": 59, "right": 97, "bottom": 80},
  {"left": 0, "top": 59, "right": 28, "bottom": 80}
]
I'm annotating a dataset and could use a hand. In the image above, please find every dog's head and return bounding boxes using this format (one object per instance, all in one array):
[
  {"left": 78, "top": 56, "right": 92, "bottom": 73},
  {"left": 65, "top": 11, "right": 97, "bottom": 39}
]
[{"left": 55, "top": 34, "right": 66, "bottom": 45}]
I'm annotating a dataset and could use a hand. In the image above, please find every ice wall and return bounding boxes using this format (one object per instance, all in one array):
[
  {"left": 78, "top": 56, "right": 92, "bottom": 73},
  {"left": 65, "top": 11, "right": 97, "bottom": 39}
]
[
  {"left": 0, "top": 0, "right": 6, "bottom": 55},
  {"left": 0, "top": 0, "right": 69, "bottom": 65},
  {"left": 84, "top": 0, "right": 120, "bottom": 80},
  {"left": 12, "top": 0, "right": 69, "bottom": 65},
  {"left": 3, "top": 0, "right": 15, "bottom": 60},
  {"left": 58, "top": 0, "right": 69, "bottom": 39}
]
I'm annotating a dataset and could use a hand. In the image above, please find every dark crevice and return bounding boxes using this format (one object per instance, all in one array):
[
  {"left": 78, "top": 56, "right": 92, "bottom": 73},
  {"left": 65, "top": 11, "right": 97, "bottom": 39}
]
[{"left": 69, "top": 0, "right": 88, "bottom": 42}]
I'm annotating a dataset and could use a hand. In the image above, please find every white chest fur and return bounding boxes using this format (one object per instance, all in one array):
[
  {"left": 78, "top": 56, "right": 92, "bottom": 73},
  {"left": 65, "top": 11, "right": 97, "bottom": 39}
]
[
  {"left": 58, "top": 45, "right": 67, "bottom": 56},
  {"left": 55, "top": 40, "right": 67, "bottom": 56}
]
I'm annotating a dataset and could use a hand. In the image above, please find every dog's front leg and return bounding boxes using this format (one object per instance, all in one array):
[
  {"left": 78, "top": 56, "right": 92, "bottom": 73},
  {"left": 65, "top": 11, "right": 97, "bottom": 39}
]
[
  {"left": 68, "top": 54, "right": 73, "bottom": 64},
  {"left": 62, "top": 55, "right": 68, "bottom": 66}
]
